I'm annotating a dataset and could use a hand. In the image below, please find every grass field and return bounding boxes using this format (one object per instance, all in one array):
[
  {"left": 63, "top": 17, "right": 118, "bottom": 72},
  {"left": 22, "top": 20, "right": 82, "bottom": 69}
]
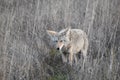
[{"left": 0, "top": 0, "right": 120, "bottom": 80}]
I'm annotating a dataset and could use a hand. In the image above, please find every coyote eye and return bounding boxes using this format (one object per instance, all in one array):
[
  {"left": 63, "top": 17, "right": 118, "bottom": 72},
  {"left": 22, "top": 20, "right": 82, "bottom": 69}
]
[
  {"left": 60, "top": 40, "right": 63, "bottom": 42},
  {"left": 55, "top": 40, "right": 58, "bottom": 42}
]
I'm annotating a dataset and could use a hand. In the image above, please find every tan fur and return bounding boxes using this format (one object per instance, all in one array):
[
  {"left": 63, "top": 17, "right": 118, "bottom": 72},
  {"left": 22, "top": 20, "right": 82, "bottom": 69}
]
[{"left": 47, "top": 28, "right": 89, "bottom": 66}]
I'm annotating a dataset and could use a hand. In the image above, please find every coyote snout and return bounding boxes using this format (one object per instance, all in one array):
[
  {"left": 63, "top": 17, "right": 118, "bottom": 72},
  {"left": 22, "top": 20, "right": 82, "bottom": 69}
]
[
  {"left": 56, "top": 41, "right": 64, "bottom": 50},
  {"left": 47, "top": 28, "right": 89, "bottom": 67}
]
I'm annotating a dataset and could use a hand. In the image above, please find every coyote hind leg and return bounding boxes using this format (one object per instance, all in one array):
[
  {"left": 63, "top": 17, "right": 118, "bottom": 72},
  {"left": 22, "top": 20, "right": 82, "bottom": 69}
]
[
  {"left": 74, "top": 54, "right": 78, "bottom": 65},
  {"left": 81, "top": 50, "right": 87, "bottom": 70}
]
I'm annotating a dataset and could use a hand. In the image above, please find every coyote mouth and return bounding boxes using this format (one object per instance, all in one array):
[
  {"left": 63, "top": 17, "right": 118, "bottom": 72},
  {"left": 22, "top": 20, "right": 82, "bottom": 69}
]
[{"left": 63, "top": 51, "right": 69, "bottom": 55}]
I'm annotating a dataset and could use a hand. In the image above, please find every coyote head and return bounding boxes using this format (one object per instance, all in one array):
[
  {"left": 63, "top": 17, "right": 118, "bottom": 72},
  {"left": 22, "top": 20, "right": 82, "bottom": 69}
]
[{"left": 47, "top": 28, "right": 71, "bottom": 51}]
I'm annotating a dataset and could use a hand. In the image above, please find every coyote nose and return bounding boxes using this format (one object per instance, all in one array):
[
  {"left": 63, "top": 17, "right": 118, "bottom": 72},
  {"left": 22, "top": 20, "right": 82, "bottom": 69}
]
[{"left": 57, "top": 48, "right": 59, "bottom": 50}]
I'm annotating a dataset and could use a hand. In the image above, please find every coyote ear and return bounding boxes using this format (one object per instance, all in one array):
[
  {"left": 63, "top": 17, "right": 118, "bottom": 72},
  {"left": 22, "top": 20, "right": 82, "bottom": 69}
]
[
  {"left": 46, "top": 30, "right": 57, "bottom": 37},
  {"left": 65, "top": 28, "right": 71, "bottom": 35}
]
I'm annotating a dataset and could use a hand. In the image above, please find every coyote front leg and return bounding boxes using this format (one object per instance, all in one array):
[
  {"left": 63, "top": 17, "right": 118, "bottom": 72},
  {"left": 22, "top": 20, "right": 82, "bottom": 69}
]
[
  {"left": 61, "top": 54, "right": 67, "bottom": 63},
  {"left": 69, "top": 52, "right": 73, "bottom": 66}
]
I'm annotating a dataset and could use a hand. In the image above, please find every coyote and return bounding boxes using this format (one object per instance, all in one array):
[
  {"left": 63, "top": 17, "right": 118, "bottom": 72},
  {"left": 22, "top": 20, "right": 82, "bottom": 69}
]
[{"left": 47, "top": 28, "right": 88, "bottom": 66}]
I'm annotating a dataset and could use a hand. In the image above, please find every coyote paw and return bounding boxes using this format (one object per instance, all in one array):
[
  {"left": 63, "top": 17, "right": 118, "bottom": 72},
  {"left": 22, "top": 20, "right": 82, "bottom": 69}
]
[{"left": 68, "top": 61, "right": 72, "bottom": 66}]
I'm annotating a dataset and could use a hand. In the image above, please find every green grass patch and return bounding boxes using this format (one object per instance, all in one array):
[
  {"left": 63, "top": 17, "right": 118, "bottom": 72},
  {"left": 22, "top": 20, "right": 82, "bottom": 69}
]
[
  {"left": 49, "top": 49, "right": 58, "bottom": 56},
  {"left": 48, "top": 73, "right": 67, "bottom": 80}
]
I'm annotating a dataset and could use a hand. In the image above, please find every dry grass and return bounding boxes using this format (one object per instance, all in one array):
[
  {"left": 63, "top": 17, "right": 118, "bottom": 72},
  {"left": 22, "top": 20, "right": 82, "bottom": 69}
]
[{"left": 0, "top": 0, "right": 120, "bottom": 80}]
